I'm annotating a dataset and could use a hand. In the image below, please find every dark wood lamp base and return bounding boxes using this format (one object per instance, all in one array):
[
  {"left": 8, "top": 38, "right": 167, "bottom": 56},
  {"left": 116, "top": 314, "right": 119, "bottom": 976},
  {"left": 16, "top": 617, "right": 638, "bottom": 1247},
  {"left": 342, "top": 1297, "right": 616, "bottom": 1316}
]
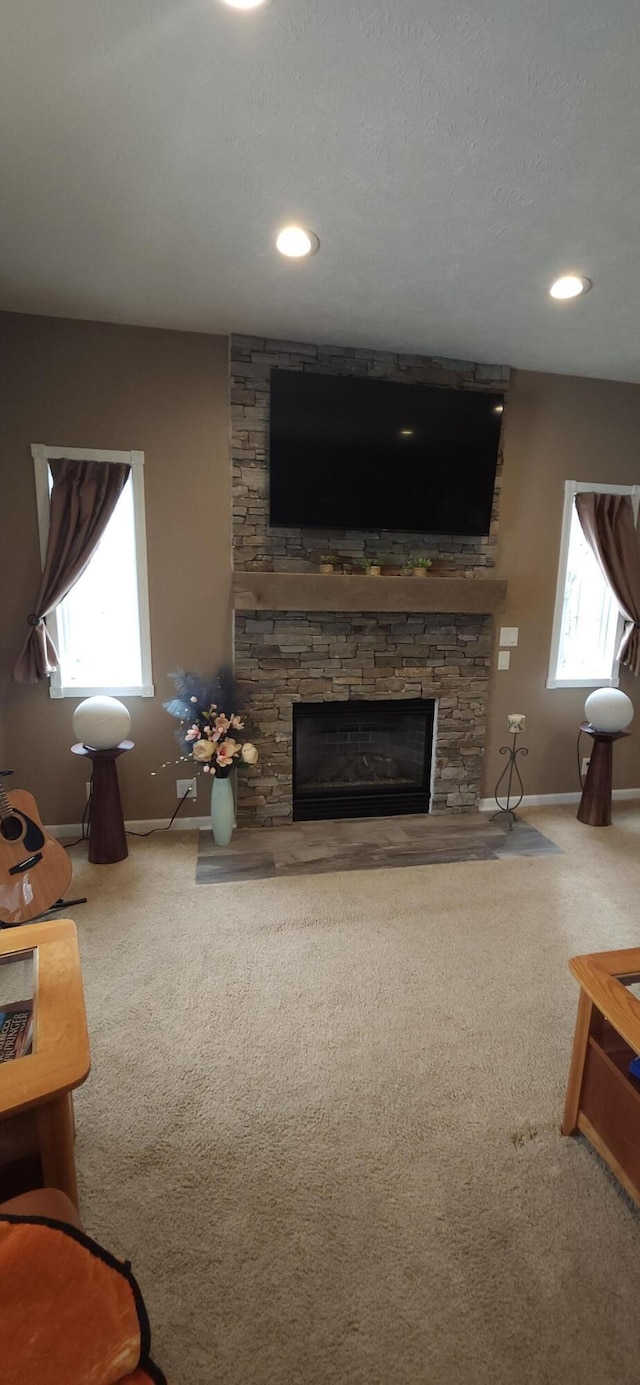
[
  {"left": 577, "top": 724, "right": 630, "bottom": 828},
  {"left": 71, "top": 740, "right": 134, "bottom": 864}
]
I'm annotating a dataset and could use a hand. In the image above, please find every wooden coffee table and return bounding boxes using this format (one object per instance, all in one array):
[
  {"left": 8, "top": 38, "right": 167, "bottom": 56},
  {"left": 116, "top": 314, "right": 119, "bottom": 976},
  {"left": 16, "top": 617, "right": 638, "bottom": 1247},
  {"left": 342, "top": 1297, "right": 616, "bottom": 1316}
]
[
  {"left": 563, "top": 947, "right": 640, "bottom": 1204},
  {"left": 0, "top": 919, "right": 90, "bottom": 1208}
]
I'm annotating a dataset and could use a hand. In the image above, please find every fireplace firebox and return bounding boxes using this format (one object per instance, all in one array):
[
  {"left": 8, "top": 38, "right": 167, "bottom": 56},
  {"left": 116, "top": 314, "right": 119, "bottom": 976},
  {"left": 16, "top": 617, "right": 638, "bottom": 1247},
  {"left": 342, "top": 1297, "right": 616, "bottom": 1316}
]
[{"left": 292, "top": 699, "right": 435, "bottom": 821}]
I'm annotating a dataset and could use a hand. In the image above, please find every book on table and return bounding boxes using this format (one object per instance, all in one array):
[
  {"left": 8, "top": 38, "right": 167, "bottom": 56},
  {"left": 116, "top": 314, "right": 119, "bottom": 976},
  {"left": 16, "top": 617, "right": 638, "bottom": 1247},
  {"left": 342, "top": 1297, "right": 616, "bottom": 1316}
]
[
  {"left": 0, "top": 950, "right": 34, "bottom": 1062},
  {"left": 0, "top": 1000, "right": 33, "bottom": 1062}
]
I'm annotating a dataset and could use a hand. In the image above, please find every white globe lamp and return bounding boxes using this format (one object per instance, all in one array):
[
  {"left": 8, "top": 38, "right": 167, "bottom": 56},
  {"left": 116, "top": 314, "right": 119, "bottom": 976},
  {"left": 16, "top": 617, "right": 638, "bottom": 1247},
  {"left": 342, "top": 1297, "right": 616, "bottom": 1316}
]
[
  {"left": 584, "top": 688, "right": 634, "bottom": 734},
  {"left": 72, "top": 696, "right": 132, "bottom": 750}
]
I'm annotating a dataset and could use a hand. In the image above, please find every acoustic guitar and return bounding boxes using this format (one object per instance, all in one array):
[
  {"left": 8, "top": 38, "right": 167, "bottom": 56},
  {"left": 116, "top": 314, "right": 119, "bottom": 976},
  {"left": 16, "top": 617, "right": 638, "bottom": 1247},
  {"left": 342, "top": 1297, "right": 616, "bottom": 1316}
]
[{"left": 0, "top": 782, "right": 72, "bottom": 927}]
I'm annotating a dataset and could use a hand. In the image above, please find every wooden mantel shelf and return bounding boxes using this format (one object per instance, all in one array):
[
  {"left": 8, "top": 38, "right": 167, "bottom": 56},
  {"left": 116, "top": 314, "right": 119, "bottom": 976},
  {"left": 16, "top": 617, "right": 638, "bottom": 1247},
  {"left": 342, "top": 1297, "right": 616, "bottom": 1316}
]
[{"left": 233, "top": 572, "right": 507, "bottom": 615}]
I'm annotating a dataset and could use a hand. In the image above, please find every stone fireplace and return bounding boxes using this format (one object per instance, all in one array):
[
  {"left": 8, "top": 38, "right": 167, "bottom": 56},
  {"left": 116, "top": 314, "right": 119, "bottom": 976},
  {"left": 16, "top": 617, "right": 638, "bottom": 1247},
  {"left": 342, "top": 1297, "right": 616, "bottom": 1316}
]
[
  {"left": 234, "top": 609, "right": 492, "bottom": 828},
  {"left": 230, "top": 333, "right": 509, "bottom": 830}
]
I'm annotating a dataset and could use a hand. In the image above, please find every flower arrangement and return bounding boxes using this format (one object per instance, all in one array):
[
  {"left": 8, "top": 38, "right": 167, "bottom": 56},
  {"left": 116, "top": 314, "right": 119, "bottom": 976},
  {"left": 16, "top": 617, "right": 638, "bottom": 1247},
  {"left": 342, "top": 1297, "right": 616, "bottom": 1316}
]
[
  {"left": 163, "top": 669, "right": 258, "bottom": 779},
  {"left": 408, "top": 555, "right": 433, "bottom": 573},
  {"left": 319, "top": 554, "right": 339, "bottom": 572}
]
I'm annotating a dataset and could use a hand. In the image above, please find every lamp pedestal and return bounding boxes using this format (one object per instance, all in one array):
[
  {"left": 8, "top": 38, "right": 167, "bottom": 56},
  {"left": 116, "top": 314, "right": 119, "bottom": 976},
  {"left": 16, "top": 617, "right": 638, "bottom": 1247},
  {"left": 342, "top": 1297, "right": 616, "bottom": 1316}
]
[
  {"left": 577, "top": 724, "right": 629, "bottom": 827},
  {"left": 71, "top": 741, "right": 134, "bottom": 863}
]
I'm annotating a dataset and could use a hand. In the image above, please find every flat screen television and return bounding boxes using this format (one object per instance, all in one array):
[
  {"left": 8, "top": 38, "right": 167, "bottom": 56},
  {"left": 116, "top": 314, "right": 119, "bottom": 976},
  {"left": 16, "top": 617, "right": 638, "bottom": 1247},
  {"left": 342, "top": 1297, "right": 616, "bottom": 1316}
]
[{"left": 269, "top": 369, "right": 504, "bottom": 535}]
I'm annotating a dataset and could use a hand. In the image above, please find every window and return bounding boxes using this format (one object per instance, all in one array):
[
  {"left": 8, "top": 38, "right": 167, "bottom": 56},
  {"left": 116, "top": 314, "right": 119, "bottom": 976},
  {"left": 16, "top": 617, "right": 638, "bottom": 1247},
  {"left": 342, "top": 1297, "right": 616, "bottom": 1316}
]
[
  {"left": 548, "top": 480, "right": 639, "bottom": 689},
  {"left": 32, "top": 445, "right": 154, "bottom": 698}
]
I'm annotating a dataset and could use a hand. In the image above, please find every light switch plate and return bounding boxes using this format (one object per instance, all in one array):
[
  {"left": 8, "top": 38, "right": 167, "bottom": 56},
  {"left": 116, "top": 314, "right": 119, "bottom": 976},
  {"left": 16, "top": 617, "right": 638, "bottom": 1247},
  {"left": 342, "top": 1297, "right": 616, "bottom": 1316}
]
[
  {"left": 497, "top": 650, "right": 511, "bottom": 670},
  {"left": 499, "top": 626, "right": 519, "bottom": 647}
]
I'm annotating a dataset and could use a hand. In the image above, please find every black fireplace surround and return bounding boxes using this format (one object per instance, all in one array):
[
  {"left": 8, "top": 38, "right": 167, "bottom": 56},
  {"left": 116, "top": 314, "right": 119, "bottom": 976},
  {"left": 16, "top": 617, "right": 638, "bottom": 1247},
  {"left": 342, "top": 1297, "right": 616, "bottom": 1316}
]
[{"left": 292, "top": 699, "right": 435, "bottom": 821}]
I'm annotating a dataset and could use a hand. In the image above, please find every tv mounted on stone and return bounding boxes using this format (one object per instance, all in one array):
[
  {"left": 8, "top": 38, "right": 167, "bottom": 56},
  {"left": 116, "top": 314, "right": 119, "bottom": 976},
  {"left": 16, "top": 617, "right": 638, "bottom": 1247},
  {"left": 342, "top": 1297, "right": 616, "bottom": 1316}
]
[{"left": 269, "top": 368, "right": 504, "bottom": 536}]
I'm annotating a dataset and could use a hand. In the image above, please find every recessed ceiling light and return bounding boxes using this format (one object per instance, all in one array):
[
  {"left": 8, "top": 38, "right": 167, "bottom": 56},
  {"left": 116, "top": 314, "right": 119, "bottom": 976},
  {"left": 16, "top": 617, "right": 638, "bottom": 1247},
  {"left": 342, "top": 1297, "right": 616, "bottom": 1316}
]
[
  {"left": 549, "top": 274, "right": 592, "bottom": 300},
  {"left": 221, "top": 0, "right": 269, "bottom": 9},
  {"left": 276, "top": 225, "right": 319, "bottom": 258},
  {"left": 493, "top": 404, "right": 504, "bottom": 414},
  {"left": 399, "top": 429, "right": 414, "bottom": 437}
]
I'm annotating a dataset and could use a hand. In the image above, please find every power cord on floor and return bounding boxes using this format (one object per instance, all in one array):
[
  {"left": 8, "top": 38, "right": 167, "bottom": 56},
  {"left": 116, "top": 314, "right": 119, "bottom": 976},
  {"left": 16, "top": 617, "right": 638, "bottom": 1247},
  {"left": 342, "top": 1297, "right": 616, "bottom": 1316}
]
[
  {"left": 65, "top": 785, "right": 193, "bottom": 848},
  {"left": 127, "top": 789, "right": 192, "bottom": 838},
  {"left": 65, "top": 785, "right": 93, "bottom": 848}
]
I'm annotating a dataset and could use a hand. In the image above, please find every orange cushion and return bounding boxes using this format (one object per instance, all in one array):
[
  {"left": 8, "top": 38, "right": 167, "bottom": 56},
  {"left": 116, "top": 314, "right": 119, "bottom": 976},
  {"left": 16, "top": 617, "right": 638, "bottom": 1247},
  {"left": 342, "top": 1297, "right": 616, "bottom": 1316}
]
[{"left": 0, "top": 1215, "right": 165, "bottom": 1385}]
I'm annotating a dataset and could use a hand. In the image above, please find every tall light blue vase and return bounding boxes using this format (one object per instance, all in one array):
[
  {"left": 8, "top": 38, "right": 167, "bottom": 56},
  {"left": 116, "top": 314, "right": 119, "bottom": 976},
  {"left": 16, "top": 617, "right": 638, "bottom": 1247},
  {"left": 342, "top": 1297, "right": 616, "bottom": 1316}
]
[{"left": 211, "top": 774, "right": 235, "bottom": 847}]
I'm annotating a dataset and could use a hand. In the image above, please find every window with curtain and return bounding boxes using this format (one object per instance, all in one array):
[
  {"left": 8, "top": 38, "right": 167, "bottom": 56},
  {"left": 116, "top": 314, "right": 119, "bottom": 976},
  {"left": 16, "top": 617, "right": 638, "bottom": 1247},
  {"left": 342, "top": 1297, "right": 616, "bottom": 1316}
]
[
  {"left": 32, "top": 445, "right": 154, "bottom": 698},
  {"left": 548, "top": 480, "right": 640, "bottom": 689}
]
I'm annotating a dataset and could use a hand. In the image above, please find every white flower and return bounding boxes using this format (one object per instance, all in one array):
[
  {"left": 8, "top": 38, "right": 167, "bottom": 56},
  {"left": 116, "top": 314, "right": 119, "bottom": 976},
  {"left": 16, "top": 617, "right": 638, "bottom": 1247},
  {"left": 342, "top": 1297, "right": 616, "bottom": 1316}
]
[
  {"left": 193, "top": 739, "right": 214, "bottom": 762},
  {"left": 241, "top": 742, "right": 259, "bottom": 765}
]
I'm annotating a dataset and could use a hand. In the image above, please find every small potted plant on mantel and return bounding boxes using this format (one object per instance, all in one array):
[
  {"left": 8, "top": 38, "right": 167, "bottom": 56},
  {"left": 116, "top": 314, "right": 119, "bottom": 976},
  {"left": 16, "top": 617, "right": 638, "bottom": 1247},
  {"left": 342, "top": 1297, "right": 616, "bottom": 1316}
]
[
  {"left": 409, "top": 556, "right": 433, "bottom": 577},
  {"left": 319, "top": 554, "right": 339, "bottom": 574},
  {"left": 361, "top": 558, "right": 382, "bottom": 576}
]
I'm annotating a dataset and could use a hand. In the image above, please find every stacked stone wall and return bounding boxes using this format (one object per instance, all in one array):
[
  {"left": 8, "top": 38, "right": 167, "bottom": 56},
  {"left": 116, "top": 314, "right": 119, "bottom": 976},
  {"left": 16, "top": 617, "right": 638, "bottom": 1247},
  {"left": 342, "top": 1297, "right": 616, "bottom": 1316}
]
[{"left": 236, "top": 611, "right": 490, "bottom": 826}]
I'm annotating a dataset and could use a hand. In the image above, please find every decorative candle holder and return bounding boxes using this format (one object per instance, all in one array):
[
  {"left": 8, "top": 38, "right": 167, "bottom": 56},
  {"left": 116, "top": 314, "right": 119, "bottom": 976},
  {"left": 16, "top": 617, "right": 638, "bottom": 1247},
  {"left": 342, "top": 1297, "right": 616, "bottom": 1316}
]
[{"left": 492, "top": 715, "right": 528, "bottom": 830}]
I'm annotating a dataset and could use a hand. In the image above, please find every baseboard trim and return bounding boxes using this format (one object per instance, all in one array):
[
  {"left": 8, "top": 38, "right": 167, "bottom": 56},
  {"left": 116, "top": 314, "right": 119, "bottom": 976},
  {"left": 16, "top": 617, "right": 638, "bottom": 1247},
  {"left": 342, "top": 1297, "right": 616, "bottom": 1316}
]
[
  {"left": 48, "top": 789, "right": 640, "bottom": 837},
  {"left": 47, "top": 815, "right": 211, "bottom": 839},
  {"left": 478, "top": 788, "right": 640, "bottom": 812}
]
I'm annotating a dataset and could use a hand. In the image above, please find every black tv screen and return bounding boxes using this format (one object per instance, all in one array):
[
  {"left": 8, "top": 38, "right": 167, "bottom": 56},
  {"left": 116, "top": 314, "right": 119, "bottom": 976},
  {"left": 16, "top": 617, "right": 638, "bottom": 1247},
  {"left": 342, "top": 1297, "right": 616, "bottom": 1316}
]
[{"left": 269, "top": 369, "right": 504, "bottom": 536}]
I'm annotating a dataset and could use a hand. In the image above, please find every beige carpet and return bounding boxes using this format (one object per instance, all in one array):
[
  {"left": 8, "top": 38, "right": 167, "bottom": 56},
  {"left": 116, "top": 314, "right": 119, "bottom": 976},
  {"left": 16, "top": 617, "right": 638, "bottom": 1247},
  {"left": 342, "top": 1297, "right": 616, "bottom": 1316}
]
[{"left": 69, "top": 806, "right": 640, "bottom": 1385}]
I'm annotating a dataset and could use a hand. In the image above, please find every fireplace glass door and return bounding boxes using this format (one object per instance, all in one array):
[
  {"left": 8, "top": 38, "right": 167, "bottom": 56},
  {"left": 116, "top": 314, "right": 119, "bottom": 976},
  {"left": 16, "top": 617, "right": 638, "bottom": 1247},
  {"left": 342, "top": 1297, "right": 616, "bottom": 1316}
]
[{"left": 292, "top": 699, "right": 435, "bottom": 821}]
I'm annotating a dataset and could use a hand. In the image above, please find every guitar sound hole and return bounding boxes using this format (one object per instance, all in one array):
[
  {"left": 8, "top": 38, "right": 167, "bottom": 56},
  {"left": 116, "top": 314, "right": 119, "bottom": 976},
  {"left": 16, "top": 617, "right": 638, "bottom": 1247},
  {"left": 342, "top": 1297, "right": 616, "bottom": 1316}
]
[{"left": 0, "top": 815, "right": 24, "bottom": 842}]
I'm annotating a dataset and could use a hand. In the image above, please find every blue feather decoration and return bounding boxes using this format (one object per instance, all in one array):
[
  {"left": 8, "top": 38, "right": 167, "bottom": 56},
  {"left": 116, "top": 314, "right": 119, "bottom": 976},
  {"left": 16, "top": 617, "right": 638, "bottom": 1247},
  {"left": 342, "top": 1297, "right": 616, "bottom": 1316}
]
[
  {"left": 163, "top": 667, "right": 238, "bottom": 719},
  {"left": 163, "top": 668, "right": 240, "bottom": 760}
]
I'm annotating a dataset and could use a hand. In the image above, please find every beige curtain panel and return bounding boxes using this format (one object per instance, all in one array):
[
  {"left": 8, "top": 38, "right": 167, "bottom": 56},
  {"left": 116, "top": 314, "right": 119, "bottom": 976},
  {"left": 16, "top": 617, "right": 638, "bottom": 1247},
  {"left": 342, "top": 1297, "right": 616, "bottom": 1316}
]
[
  {"left": 12, "top": 458, "right": 131, "bottom": 683},
  {"left": 575, "top": 491, "right": 640, "bottom": 677}
]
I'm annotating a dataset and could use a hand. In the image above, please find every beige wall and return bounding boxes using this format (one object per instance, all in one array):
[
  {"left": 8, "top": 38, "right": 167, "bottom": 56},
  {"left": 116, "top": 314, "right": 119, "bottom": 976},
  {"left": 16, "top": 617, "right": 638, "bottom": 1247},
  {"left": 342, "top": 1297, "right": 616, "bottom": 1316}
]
[
  {"left": 0, "top": 312, "right": 231, "bottom": 825},
  {"left": 3, "top": 313, "right": 640, "bottom": 822},
  {"left": 483, "top": 368, "right": 640, "bottom": 799}
]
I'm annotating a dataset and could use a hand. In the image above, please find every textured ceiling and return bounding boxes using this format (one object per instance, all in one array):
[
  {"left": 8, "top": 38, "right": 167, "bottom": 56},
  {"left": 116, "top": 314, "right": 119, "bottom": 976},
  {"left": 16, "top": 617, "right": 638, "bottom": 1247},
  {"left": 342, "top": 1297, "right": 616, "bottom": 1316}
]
[{"left": 1, "top": 0, "right": 639, "bottom": 379}]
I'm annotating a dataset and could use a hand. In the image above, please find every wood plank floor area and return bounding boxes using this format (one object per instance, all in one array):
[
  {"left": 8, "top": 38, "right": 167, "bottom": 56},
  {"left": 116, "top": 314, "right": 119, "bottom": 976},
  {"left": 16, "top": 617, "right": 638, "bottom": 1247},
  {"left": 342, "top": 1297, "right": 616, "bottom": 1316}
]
[{"left": 196, "top": 811, "right": 563, "bottom": 884}]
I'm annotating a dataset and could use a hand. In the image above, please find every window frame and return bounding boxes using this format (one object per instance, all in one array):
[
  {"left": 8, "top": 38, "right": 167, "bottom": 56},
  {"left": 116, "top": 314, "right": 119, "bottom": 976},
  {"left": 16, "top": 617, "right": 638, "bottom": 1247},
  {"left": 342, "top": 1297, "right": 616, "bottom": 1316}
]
[
  {"left": 547, "top": 479, "right": 640, "bottom": 691},
  {"left": 31, "top": 443, "right": 154, "bottom": 699}
]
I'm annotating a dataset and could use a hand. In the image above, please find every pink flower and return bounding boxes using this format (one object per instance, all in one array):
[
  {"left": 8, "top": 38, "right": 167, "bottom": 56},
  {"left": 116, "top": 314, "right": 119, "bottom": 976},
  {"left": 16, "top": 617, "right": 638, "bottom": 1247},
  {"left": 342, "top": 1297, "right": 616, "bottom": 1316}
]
[
  {"left": 185, "top": 725, "right": 201, "bottom": 742},
  {"left": 216, "top": 737, "right": 241, "bottom": 769},
  {"left": 214, "top": 714, "right": 230, "bottom": 736},
  {"left": 231, "top": 715, "right": 245, "bottom": 730}
]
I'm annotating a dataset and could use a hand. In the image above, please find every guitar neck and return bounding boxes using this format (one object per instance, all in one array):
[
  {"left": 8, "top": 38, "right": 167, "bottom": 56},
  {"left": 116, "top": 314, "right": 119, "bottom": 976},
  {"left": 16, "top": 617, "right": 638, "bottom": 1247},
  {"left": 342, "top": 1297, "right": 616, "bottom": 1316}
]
[{"left": 0, "top": 784, "right": 13, "bottom": 821}]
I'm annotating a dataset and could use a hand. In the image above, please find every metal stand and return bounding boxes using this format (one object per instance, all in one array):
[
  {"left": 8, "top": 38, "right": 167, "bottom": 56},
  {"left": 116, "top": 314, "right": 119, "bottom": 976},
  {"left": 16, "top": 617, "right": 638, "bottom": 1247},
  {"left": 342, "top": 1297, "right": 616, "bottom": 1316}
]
[
  {"left": 491, "top": 733, "right": 528, "bottom": 830},
  {"left": 1, "top": 896, "right": 90, "bottom": 930}
]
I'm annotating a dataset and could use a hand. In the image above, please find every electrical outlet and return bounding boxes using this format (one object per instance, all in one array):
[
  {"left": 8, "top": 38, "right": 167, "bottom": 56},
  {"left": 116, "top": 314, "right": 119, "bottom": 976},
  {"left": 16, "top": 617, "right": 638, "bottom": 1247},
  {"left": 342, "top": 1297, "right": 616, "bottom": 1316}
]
[
  {"left": 581, "top": 757, "right": 591, "bottom": 777},
  {"left": 177, "top": 778, "right": 197, "bottom": 801},
  {"left": 497, "top": 650, "right": 511, "bottom": 670}
]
